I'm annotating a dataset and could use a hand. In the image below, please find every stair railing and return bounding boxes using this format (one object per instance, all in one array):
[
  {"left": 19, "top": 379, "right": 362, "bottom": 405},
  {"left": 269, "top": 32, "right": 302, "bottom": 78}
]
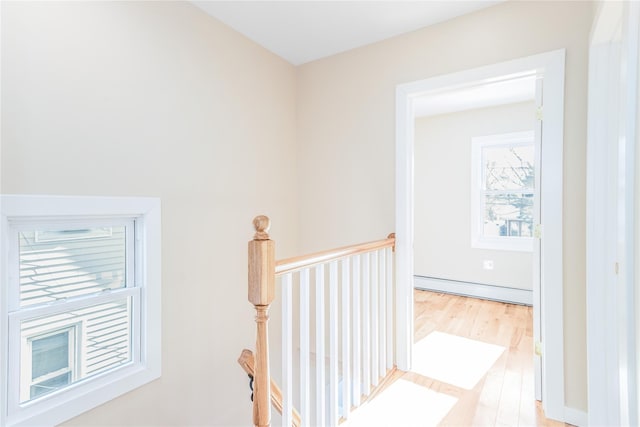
[{"left": 244, "top": 215, "right": 395, "bottom": 427}]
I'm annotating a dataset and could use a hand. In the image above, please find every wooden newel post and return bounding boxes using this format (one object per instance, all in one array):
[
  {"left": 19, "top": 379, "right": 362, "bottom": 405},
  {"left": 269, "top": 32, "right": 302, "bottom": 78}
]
[{"left": 248, "top": 215, "right": 275, "bottom": 427}]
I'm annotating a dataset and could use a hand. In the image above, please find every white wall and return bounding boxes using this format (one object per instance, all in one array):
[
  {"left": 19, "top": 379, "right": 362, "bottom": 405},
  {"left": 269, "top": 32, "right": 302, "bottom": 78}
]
[
  {"left": 414, "top": 101, "right": 535, "bottom": 290},
  {"left": 296, "top": 0, "right": 593, "bottom": 411},
  {"left": 1, "top": 2, "right": 297, "bottom": 425}
]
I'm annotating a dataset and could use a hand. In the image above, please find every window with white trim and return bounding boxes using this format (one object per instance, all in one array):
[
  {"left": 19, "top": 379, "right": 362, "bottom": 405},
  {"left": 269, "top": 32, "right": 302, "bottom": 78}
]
[
  {"left": 471, "top": 131, "right": 535, "bottom": 252},
  {"left": 26, "top": 327, "right": 76, "bottom": 401},
  {"left": 1, "top": 195, "right": 161, "bottom": 427}
]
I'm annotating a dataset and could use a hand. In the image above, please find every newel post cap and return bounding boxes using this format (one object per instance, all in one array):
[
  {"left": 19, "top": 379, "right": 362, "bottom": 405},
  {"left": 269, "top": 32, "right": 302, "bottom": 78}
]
[{"left": 253, "top": 215, "right": 271, "bottom": 241}]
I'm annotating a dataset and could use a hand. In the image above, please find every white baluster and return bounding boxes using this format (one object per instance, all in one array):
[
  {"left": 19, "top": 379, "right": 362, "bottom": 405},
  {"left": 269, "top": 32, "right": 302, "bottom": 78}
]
[
  {"left": 300, "top": 269, "right": 311, "bottom": 426},
  {"left": 341, "top": 257, "right": 351, "bottom": 419},
  {"left": 328, "top": 261, "right": 339, "bottom": 425},
  {"left": 362, "top": 252, "right": 371, "bottom": 396},
  {"left": 371, "top": 251, "right": 379, "bottom": 387},
  {"left": 282, "top": 273, "right": 293, "bottom": 427},
  {"left": 315, "top": 266, "right": 325, "bottom": 427},
  {"left": 386, "top": 247, "right": 394, "bottom": 369},
  {"left": 352, "top": 255, "right": 361, "bottom": 407},
  {"left": 379, "top": 249, "right": 387, "bottom": 378}
]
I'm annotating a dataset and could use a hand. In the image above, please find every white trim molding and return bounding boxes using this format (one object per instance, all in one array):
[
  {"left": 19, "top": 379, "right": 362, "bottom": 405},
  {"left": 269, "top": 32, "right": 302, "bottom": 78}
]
[
  {"left": 414, "top": 276, "right": 533, "bottom": 306},
  {"left": 564, "top": 407, "right": 588, "bottom": 427},
  {"left": 396, "top": 49, "right": 566, "bottom": 422},
  {"left": 395, "top": 86, "right": 415, "bottom": 372},
  {"left": 587, "top": 1, "right": 640, "bottom": 425}
]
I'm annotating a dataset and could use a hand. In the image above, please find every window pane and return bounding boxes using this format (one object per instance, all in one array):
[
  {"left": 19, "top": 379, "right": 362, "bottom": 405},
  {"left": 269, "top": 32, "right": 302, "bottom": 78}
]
[
  {"left": 484, "top": 144, "right": 534, "bottom": 191},
  {"left": 32, "top": 332, "right": 69, "bottom": 379},
  {"left": 483, "top": 193, "right": 533, "bottom": 237},
  {"left": 19, "top": 226, "right": 127, "bottom": 307},
  {"left": 21, "top": 298, "right": 132, "bottom": 403}
]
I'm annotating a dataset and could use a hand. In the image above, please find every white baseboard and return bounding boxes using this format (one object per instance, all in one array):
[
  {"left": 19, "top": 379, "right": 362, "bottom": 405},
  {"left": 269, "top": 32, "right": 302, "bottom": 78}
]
[
  {"left": 564, "top": 407, "right": 587, "bottom": 426},
  {"left": 414, "top": 276, "right": 533, "bottom": 305}
]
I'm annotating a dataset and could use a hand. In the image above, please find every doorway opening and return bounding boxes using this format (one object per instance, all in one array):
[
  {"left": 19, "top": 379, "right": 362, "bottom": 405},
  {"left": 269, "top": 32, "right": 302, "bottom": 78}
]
[
  {"left": 412, "top": 75, "right": 539, "bottom": 407},
  {"left": 394, "top": 49, "right": 566, "bottom": 421}
]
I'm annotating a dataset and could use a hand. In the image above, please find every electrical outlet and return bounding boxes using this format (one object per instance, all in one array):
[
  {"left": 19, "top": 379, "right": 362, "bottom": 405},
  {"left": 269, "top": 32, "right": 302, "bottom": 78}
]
[{"left": 483, "top": 260, "right": 494, "bottom": 270}]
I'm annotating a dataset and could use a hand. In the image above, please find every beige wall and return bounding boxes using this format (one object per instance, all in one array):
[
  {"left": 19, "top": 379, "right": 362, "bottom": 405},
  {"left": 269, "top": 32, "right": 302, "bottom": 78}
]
[
  {"left": 1, "top": 2, "right": 298, "bottom": 425},
  {"left": 414, "top": 101, "right": 535, "bottom": 290},
  {"left": 296, "top": 0, "right": 592, "bottom": 411}
]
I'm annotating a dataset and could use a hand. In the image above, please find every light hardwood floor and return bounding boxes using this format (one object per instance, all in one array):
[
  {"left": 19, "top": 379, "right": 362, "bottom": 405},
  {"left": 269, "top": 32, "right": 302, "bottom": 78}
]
[{"left": 347, "top": 290, "right": 570, "bottom": 426}]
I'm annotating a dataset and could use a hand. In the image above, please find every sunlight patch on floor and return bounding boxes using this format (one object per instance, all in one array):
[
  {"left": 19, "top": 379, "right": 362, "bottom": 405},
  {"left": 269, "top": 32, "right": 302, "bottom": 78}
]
[
  {"left": 342, "top": 378, "right": 457, "bottom": 427},
  {"left": 411, "top": 331, "right": 505, "bottom": 390}
]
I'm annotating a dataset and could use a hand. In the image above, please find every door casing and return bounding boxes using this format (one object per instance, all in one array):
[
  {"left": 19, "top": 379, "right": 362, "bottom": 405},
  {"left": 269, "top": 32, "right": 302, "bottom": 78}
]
[
  {"left": 395, "top": 49, "right": 566, "bottom": 422},
  {"left": 586, "top": 1, "right": 639, "bottom": 425}
]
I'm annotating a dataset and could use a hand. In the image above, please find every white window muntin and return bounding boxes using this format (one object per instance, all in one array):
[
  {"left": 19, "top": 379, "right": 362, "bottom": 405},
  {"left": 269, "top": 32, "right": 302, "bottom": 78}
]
[
  {"left": 0, "top": 195, "right": 160, "bottom": 427},
  {"left": 471, "top": 131, "right": 535, "bottom": 252}
]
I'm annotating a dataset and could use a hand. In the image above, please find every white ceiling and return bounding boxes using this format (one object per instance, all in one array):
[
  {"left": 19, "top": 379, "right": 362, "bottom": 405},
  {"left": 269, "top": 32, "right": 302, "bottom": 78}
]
[
  {"left": 192, "top": 1, "right": 527, "bottom": 116},
  {"left": 192, "top": 1, "right": 504, "bottom": 66}
]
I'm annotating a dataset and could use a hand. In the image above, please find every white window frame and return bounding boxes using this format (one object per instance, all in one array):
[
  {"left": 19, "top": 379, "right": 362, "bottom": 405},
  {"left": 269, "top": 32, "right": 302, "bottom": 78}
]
[
  {"left": 0, "top": 195, "right": 161, "bottom": 427},
  {"left": 471, "top": 131, "right": 535, "bottom": 252}
]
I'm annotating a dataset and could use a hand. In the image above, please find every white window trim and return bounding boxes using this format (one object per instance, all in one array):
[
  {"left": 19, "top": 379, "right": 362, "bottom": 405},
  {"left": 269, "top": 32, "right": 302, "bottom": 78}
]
[
  {"left": 0, "top": 195, "right": 161, "bottom": 427},
  {"left": 470, "top": 131, "right": 535, "bottom": 252}
]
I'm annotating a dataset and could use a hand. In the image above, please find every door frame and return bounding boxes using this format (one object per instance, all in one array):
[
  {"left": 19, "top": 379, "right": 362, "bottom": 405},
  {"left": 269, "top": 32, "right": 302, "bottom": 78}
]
[{"left": 395, "top": 49, "right": 566, "bottom": 421}]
